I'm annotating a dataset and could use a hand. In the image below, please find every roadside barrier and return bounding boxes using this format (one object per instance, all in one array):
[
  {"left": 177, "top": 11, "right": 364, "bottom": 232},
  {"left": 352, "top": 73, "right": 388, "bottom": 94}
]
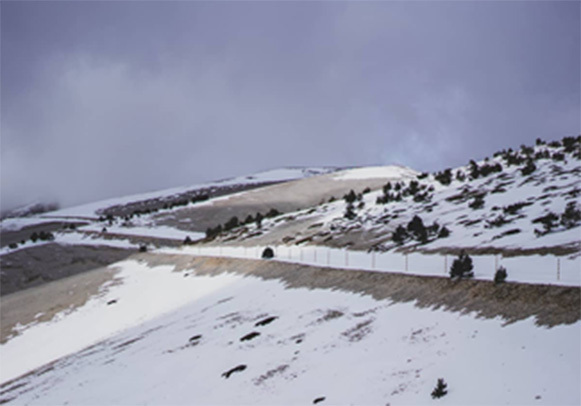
[{"left": 171, "top": 245, "right": 580, "bottom": 287}]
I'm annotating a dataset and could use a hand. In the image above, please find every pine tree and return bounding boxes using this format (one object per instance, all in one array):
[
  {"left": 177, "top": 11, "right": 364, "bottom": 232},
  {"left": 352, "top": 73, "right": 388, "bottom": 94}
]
[
  {"left": 494, "top": 266, "right": 507, "bottom": 284},
  {"left": 255, "top": 212, "right": 263, "bottom": 229},
  {"left": 431, "top": 378, "right": 448, "bottom": 399},
  {"left": 344, "top": 203, "right": 357, "bottom": 220},
  {"left": 392, "top": 225, "right": 408, "bottom": 245},
  {"left": 450, "top": 251, "right": 474, "bottom": 279}
]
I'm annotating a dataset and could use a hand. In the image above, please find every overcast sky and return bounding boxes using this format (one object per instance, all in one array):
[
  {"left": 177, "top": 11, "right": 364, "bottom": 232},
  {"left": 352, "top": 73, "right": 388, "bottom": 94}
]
[{"left": 1, "top": 1, "right": 579, "bottom": 211}]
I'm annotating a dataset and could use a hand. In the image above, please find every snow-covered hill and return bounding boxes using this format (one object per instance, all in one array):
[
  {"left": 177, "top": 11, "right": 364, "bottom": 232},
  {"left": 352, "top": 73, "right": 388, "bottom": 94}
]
[
  {"left": 0, "top": 167, "right": 340, "bottom": 230},
  {"left": 1, "top": 137, "right": 579, "bottom": 405},
  {"left": 1, "top": 258, "right": 579, "bottom": 405},
  {"left": 206, "top": 137, "right": 581, "bottom": 256}
]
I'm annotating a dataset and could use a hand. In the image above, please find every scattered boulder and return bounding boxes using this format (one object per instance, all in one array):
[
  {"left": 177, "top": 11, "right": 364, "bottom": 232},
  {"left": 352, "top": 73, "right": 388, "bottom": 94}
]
[
  {"left": 222, "top": 364, "right": 247, "bottom": 379},
  {"left": 240, "top": 332, "right": 261, "bottom": 342},
  {"left": 255, "top": 316, "right": 277, "bottom": 327}
]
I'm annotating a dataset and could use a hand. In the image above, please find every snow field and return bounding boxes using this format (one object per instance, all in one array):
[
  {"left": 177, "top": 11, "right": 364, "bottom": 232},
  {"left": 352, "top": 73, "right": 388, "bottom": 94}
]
[
  {"left": 0, "top": 261, "right": 241, "bottom": 384},
  {"left": 1, "top": 259, "right": 579, "bottom": 405}
]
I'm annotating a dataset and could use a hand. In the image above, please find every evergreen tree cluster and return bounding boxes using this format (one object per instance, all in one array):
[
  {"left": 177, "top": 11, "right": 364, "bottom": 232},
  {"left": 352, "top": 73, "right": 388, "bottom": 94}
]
[
  {"left": 434, "top": 168, "right": 452, "bottom": 186},
  {"left": 391, "top": 215, "right": 450, "bottom": 245},
  {"left": 503, "top": 201, "right": 531, "bottom": 216},
  {"left": 468, "top": 159, "right": 503, "bottom": 180},
  {"left": 376, "top": 180, "right": 433, "bottom": 205},
  {"left": 343, "top": 190, "right": 362, "bottom": 204},
  {"left": 533, "top": 201, "right": 581, "bottom": 236},
  {"left": 520, "top": 159, "right": 536, "bottom": 176},
  {"left": 30, "top": 231, "right": 55, "bottom": 243},
  {"left": 468, "top": 194, "right": 485, "bottom": 210},
  {"left": 205, "top": 208, "right": 282, "bottom": 239}
]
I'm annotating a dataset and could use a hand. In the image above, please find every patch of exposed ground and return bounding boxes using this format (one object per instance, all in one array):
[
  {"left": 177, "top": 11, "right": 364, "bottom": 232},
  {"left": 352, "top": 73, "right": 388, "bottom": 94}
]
[
  {"left": 0, "top": 264, "right": 120, "bottom": 343},
  {"left": 152, "top": 174, "right": 391, "bottom": 233},
  {"left": 0, "top": 244, "right": 135, "bottom": 295}
]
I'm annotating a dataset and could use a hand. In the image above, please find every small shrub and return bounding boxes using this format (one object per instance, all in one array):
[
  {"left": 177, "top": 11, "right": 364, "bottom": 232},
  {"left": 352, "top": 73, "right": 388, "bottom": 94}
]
[
  {"left": 392, "top": 225, "right": 408, "bottom": 245},
  {"left": 503, "top": 201, "right": 529, "bottom": 216},
  {"left": 520, "top": 160, "right": 536, "bottom": 176},
  {"left": 406, "top": 180, "right": 420, "bottom": 196},
  {"left": 38, "top": 231, "right": 55, "bottom": 241},
  {"left": 183, "top": 236, "right": 193, "bottom": 245},
  {"left": 255, "top": 213, "right": 264, "bottom": 229},
  {"left": 469, "top": 195, "right": 485, "bottom": 210},
  {"left": 450, "top": 251, "right": 474, "bottom": 279},
  {"left": 434, "top": 168, "right": 452, "bottom": 186},
  {"left": 8, "top": 242, "right": 18, "bottom": 249},
  {"left": 552, "top": 152, "right": 565, "bottom": 161},
  {"left": 494, "top": 266, "right": 507, "bottom": 284},
  {"left": 562, "top": 136, "right": 579, "bottom": 153},
  {"left": 262, "top": 247, "right": 274, "bottom": 259},
  {"left": 344, "top": 203, "right": 357, "bottom": 220},
  {"left": 343, "top": 190, "right": 357, "bottom": 204},
  {"left": 532, "top": 212, "right": 559, "bottom": 234},
  {"left": 139, "top": 245, "right": 147, "bottom": 252},
  {"left": 561, "top": 201, "right": 581, "bottom": 229},
  {"left": 206, "top": 224, "right": 223, "bottom": 239},
  {"left": 266, "top": 208, "right": 281, "bottom": 218},
  {"left": 469, "top": 160, "right": 480, "bottom": 179},
  {"left": 438, "top": 226, "right": 450, "bottom": 238},
  {"left": 224, "top": 216, "right": 240, "bottom": 231},
  {"left": 431, "top": 378, "right": 448, "bottom": 399},
  {"left": 407, "top": 215, "right": 428, "bottom": 243}
]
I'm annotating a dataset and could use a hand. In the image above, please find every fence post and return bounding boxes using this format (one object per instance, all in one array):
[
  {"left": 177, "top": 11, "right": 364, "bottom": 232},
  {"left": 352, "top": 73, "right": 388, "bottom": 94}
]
[
  {"left": 405, "top": 253, "right": 408, "bottom": 272},
  {"left": 557, "top": 258, "right": 561, "bottom": 281}
]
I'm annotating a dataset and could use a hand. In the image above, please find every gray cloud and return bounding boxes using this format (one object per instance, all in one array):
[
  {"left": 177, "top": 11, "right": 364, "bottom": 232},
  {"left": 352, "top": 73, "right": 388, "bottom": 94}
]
[{"left": 1, "top": 1, "right": 579, "bottom": 210}]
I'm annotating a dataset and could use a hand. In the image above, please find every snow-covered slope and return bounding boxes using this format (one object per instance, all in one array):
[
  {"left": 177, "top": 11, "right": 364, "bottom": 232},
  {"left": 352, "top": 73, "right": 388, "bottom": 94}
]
[
  {"left": 1, "top": 258, "right": 578, "bottom": 405},
  {"left": 1, "top": 137, "right": 579, "bottom": 406},
  {"left": 208, "top": 138, "right": 580, "bottom": 256}
]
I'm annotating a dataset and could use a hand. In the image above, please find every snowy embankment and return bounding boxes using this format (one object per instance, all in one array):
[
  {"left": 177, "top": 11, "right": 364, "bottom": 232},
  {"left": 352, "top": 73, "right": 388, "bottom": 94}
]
[
  {"left": 1, "top": 259, "right": 579, "bottom": 405},
  {"left": 161, "top": 245, "right": 581, "bottom": 287}
]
